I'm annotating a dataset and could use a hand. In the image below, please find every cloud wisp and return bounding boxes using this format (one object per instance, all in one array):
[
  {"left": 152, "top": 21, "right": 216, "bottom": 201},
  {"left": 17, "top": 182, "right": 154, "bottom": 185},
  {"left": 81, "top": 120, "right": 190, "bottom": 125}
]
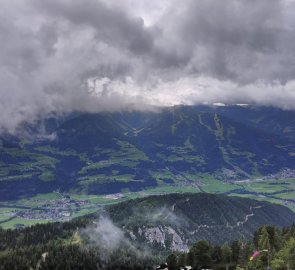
[
  {"left": 81, "top": 216, "right": 153, "bottom": 268},
  {"left": 1, "top": 0, "right": 295, "bottom": 133}
]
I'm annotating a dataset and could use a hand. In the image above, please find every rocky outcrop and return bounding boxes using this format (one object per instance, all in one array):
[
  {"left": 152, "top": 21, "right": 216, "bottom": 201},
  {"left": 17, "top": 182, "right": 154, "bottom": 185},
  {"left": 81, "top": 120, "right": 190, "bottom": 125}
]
[{"left": 137, "top": 225, "right": 188, "bottom": 252}]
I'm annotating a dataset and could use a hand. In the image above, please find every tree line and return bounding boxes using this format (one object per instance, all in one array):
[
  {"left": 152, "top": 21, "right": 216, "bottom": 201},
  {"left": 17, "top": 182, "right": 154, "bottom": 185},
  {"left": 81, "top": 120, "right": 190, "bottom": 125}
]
[
  {"left": 0, "top": 219, "right": 294, "bottom": 270},
  {"left": 165, "top": 224, "right": 295, "bottom": 270}
]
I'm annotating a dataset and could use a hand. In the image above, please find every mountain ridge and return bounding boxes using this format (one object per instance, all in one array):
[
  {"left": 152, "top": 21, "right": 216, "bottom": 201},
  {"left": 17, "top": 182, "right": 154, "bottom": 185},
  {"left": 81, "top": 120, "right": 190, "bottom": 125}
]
[
  {"left": 100, "top": 193, "right": 295, "bottom": 248},
  {"left": 0, "top": 106, "right": 294, "bottom": 200}
]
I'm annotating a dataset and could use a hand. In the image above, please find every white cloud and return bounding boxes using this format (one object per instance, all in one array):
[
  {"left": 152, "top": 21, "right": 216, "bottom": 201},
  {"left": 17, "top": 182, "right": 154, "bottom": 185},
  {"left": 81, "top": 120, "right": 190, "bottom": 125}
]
[
  {"left": 1, "top": 0, "right": 295, "bottom": 133},
  {"left": 89, "top": 76, "right": 295, "bottom": 110}
]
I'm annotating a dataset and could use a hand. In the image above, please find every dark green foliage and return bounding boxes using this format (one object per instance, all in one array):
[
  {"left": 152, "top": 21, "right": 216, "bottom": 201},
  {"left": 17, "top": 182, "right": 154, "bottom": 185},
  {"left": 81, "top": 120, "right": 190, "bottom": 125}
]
[
  {"left": 0, "top": 217, "right": 91, "bottom": 251},
  {"left": 166, "top": 254, "right": 178, "bottom": 270},
  {"left": 165, "top": 224, "right": 295, "bottom": 270},
  {"left": 188, "top": 240, "right": 212, "bottom": 269},
  {"left": 211, "top": 246, "right": 223, "bottom": 265},
  {"left": 0, "top": 245, "right": 100, "bottom": 270},
  {"left": 231, "top": 241, "right": 241, "bottom": 264},
  {"left": 0, "top": 217, "right": 157, "bottom": 270}
]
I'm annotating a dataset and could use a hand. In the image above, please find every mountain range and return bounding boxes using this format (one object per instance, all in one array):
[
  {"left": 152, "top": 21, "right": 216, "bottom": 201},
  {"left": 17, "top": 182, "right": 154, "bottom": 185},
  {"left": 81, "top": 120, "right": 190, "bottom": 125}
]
[{"left": 0, "top": 105, "right": 294, "bottom": 200}]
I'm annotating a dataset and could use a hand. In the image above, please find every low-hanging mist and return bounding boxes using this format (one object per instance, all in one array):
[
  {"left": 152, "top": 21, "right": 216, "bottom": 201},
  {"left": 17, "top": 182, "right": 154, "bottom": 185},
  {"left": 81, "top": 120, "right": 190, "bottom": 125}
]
[{"left": 80, "top": 216, "right": 155, "bottom": 268}]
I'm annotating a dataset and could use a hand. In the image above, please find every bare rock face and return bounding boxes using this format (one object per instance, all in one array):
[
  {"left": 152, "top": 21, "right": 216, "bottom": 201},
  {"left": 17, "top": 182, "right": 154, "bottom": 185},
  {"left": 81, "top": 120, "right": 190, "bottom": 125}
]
[
  {"left": 143, "top": 227, "right": 165, "bottom": 246},
  {"left": 166, "top": 226, "right": 188, "bottom": 252},
  {"left": 138, "top": 225, "right": 188, "bottom": 252}
]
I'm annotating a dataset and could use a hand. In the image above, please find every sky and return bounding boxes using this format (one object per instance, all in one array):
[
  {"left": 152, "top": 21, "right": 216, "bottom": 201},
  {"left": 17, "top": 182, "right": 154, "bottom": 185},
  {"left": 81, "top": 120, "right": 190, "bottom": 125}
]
[{"left": 1, "top": 0, "right": 295, "bottom": 133}]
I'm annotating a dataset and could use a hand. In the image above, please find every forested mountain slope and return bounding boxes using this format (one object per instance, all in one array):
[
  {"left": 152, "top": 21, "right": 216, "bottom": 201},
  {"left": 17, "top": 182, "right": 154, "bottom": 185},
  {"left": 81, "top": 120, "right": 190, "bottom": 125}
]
[{"left": 1, "top": 106, "right": 294, "bottom": 200}]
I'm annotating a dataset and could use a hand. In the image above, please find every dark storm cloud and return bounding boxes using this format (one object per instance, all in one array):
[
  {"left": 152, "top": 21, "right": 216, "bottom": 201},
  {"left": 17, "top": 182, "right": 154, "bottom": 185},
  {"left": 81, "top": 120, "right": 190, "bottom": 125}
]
[
  {"left": 1, "top": 0, "right": 295, "bottom": 133},
  {"left": 151, "top": 0, "right": 293, "bottom": 82},
  {"left": 31, "top": 0, "right": 154, "bottom": 55}
]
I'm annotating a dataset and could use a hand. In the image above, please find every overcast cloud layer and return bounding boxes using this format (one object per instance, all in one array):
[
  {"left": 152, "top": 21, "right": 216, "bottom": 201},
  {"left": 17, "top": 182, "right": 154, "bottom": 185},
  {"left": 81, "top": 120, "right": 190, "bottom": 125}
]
[{"left": 1, "top": 0, "right": 295, "bottom": 133}]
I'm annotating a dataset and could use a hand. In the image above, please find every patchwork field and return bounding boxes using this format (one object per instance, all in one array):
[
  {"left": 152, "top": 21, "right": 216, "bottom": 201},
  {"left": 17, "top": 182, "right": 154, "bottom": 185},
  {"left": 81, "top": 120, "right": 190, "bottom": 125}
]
[{"left": 0, "top": 176, "right": 294, "bottom": 229}]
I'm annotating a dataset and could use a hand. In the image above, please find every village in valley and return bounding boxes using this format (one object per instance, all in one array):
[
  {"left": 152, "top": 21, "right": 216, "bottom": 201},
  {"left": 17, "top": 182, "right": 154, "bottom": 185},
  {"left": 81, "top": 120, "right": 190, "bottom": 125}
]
[
  {"left": 13, "top": 195, "right": 89, "bottom": 221},
  {"left": 0, "top": 192, "right": 102, "bottom": 228}
]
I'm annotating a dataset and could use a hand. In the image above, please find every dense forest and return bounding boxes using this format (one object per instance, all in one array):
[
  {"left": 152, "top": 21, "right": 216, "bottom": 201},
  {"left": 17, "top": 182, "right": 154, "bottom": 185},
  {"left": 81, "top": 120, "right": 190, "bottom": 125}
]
[
  {"left": 0, "top": 215, "right": 160, "bottom": 270},
  {"left": 165, "top": 224, "right": 295, "bottom": 270},
  {"left": 105, "top": 193, "right": 295, "bottom": 246},
  {"left": 0, "top": 215, "right": 294, "bottom": 269}
]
